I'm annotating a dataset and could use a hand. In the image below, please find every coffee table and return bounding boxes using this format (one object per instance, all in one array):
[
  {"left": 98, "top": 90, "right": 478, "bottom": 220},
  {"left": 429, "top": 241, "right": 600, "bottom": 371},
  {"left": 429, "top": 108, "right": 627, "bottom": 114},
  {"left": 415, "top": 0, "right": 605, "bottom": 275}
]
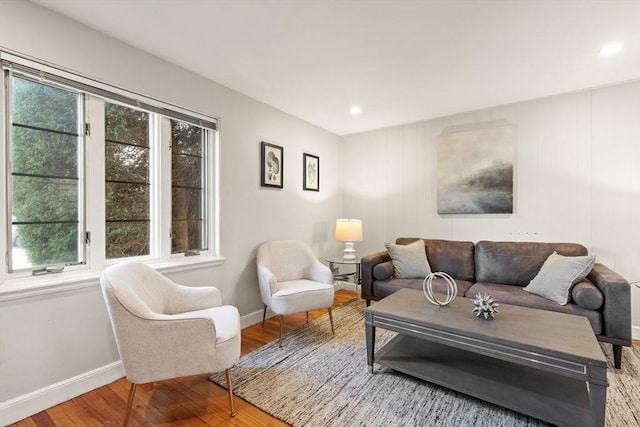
[{"left": 365, "top": 288, "right": 607, "bottom": 427}]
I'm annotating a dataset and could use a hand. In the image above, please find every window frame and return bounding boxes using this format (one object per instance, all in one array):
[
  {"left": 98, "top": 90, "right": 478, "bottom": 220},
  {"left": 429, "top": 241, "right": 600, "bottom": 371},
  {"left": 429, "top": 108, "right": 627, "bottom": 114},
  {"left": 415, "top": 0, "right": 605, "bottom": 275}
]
[
  {"left": 1, "top": 51, "right": 222, "bottom": 296},
  {"left": 5, "top": 68, "right": 89, "bottom": 276},
  {"left": 104, "top": 101, "right": 153, "bottom": 260},
  {"left": 169, "top": 118, "right": 210, "bottom": 255}
]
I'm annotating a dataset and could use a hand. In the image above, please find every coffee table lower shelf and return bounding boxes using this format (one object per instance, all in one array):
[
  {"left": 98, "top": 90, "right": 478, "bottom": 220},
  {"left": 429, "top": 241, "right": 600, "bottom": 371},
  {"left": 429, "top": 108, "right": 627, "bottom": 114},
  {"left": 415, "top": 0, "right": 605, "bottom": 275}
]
[{"left": 374, "top": 334, "right": 593, "bottom": 427}]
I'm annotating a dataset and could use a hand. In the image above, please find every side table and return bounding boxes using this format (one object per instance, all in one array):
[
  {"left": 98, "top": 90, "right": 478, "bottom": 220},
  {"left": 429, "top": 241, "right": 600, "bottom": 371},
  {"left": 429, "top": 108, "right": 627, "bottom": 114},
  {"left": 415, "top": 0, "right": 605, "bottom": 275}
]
[{"left": 325, "top": 257, "right": 361, "bottom": 300}]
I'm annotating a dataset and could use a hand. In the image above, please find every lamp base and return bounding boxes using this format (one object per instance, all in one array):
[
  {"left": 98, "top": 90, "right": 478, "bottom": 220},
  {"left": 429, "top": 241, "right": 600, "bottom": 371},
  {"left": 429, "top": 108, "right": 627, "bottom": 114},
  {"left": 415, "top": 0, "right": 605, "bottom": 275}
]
[{"left": 342, "top": 242, "right": 357, "bottom": 260}]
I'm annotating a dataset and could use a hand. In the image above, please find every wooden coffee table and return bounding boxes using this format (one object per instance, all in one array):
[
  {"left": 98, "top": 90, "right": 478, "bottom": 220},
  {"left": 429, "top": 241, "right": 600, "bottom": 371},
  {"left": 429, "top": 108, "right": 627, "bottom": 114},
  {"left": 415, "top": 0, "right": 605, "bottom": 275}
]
[{"left": 365, "top": 288, "right": 608, "bottom": 427}]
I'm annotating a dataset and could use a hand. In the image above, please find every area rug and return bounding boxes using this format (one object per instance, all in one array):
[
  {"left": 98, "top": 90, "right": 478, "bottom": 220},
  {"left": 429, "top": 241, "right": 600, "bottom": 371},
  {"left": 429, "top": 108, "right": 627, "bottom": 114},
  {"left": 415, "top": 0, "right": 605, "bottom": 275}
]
[{"left": 210, "top": 300, "right": 640, "bottom": 426}]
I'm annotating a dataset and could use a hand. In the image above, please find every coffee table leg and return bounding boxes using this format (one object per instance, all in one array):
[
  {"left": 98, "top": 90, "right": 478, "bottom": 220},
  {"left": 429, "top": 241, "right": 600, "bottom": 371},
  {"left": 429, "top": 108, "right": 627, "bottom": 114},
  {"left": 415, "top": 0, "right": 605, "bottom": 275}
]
[
  {"left": 365, "top": 313, "right": 375, "bottom": 373},
  {"left": 589, "top": 365, "right": 607, "bottom": 427}
]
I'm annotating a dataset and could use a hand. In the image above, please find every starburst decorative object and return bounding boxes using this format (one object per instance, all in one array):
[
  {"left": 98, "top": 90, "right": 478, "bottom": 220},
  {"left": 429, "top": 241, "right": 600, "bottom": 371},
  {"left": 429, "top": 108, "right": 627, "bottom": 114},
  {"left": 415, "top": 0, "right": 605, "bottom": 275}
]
[
  {"left": 422, "top": 272, "right": 457, "bottom": 306},
  {"left": 472, "top": 293, "right": 499, "bottom": 319}
]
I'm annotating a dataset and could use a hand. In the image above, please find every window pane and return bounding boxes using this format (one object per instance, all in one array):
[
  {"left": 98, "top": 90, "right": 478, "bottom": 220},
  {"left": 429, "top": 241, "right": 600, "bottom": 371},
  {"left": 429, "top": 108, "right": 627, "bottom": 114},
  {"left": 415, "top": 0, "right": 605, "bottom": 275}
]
[
  {"left": 9, "top": 76, "right": 82, "bottom": 271},
  {"left": 105, "top": 143, "right": 149, "bottom": 183},
  {"left": 105, "top": 103, "right": 148, "bottom": 146},
  {"left": 105, "top": 103, "right": 150, "bottom": 259},
  {"left": 11, "top": 223, "right": 79, "bottom": 270},
  {"left": 171, "top": 219, "right": 203, "bottom": 253},
  {"left": 172, "top": 122, "right": 202, "bottom": 156},
  {"left": 13, "top": 176, "right": 79, "bottom": 222},
  {"left": 106, "top": 222, "right": 150, "bottom": 259},
  {"left": 172, "top": 153, "right": 201, "bottom": 187},
  {"left": 171, "top": 120, "right": 206, "bottom": 253},
  {"left": 12, "top": 127, "right": 78, "bottom": 177},
  {"left": 12, "top": 77, "right": 78, "bottom": 133},
  {"left": 106, "top": 183, "right": 149, "bottom": 220}
]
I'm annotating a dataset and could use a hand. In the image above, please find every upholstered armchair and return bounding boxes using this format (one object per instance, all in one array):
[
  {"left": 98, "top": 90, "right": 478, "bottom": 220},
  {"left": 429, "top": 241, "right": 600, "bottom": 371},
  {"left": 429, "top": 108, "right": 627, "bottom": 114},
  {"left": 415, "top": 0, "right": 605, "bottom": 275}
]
[
  {"left": 100, "top": 261, "right": 240, "bottom": 427},
  {"left": 257, "top": 240, "right": 335, "bottom": 346}
]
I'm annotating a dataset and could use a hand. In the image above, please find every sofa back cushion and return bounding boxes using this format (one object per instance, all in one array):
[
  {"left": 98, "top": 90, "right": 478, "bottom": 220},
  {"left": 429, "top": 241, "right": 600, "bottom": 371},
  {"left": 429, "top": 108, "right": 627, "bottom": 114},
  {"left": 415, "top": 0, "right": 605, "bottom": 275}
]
[
  {"left": 395, "top": 238, "right": 475, "bottom": 281},
  {"left": 475, "top": 241, "right": 588, "bottom": 286}
]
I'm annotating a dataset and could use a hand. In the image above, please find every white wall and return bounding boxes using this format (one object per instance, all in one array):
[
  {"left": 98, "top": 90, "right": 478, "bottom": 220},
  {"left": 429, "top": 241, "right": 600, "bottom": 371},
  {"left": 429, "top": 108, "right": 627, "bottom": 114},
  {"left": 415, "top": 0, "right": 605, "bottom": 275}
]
[
  {"left": 0, "top": 1, "right": 341, "bottom": 423},
  {"left": 343, "top": 81, "right": 640, "bottom": 338}
]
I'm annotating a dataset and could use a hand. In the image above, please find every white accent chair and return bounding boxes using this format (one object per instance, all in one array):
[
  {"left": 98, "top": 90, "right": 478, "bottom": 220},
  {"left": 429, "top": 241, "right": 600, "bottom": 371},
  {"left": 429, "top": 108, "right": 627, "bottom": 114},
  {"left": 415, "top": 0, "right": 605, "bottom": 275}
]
[
  {"left": 100, "top": 261, "right": 240, "bottom": 427},
  {"left": 257, "top": 240, "right": 335, "bottom": 346}
]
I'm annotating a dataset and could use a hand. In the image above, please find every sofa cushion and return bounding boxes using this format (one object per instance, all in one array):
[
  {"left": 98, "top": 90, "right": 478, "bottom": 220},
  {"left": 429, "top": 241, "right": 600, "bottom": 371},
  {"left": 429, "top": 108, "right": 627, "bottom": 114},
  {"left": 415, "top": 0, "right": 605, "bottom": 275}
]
[
  {"left": 468, "top": 282, "right": 602, "bottom": 335},
  {"left": 571, "top": 279, "right": 604, "bottom": 310},
  {"left": 396, "top": 238, "right": 475, "bottom": 281},
  {"left": 385, "top": 239, "right": 432, "bottom": 279},
  {"left": 373, "top": 261, "right": 394, "bottom": 281},
  {"left": 524, "top": 251, "right": 595, "bottom": 305},
  {"left": 475, "top": 241, "right": 588, "bottom": 286},
  {"left": 373, "top": 278, "right": 474, "bottom": 301}
]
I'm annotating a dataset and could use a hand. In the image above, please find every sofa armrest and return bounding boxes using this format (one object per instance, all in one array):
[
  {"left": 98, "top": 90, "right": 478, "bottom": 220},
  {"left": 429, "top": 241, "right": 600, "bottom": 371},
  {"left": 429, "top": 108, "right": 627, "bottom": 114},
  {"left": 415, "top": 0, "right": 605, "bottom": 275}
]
[
  {"left": 588, "top": 263, "right": 632, "bottom": 344},
  {"left": 361, "top": 250, "right": 391, "bottom": 302}
]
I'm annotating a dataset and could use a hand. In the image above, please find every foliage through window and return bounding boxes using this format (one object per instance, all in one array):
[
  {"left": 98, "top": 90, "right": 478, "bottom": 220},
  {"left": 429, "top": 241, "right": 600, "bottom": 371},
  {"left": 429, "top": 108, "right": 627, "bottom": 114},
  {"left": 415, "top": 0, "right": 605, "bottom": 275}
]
[
  {"left": 171, "top": 120, "right": 207, "bottom": 254},
  {"left": 9, "top": 76, "right": 83, "bottom": 271},
  {"left": 2, "top": 55, "right": 218, "bottom": 277},
  {"left": 105, "top": 103, "right": 150, "bottom": 259}
]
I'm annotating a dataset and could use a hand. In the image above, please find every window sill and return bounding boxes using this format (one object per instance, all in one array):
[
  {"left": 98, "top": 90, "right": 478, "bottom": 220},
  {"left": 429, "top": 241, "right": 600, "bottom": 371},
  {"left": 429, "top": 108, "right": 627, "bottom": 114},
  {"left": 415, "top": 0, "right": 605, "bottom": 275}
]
[{"left": 0, "top": 255, "right": 225, "bottom": 302}]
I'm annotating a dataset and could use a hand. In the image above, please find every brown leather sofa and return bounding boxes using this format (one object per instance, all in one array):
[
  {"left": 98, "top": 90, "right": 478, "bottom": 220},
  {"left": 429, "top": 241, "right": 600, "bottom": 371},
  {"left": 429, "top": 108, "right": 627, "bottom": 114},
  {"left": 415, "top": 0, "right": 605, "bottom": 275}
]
[{"left": 361, "top": 238, "right": 632, "bottom": 368}]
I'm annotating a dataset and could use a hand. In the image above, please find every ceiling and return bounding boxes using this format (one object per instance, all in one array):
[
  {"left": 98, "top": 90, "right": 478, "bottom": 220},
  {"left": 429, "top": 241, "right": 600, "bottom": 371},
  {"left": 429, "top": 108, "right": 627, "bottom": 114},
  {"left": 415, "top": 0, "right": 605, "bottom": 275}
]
[{"left": 32, "top": 0, "right": 640, "bottom": 136}]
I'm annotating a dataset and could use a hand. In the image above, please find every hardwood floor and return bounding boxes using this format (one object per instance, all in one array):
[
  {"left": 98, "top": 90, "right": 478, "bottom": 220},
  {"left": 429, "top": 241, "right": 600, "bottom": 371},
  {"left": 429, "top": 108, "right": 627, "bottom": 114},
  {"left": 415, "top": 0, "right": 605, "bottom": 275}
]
[{"left": 11, "top": 290, "right": 357, "bottom": 427}]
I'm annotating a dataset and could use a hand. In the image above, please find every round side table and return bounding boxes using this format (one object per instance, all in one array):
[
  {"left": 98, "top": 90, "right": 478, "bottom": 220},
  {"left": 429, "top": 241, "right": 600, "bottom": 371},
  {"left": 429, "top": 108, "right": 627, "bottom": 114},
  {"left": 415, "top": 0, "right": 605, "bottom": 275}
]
[{"left": 325, "top": 257, "right": 362, "bottom": 300}]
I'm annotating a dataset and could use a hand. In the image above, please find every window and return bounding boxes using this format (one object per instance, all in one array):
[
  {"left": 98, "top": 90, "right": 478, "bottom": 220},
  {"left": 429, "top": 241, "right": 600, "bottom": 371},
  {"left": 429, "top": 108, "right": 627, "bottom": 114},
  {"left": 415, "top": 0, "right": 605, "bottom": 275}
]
[
  {"left": 105, "top": 103, "right": 151, "bottom": 259},
  {"left": 9, "top": 76, "right": 84, "bottom": 271},
  {"left": 2, "top": 53, "right": 219, "bottom": 281},
  {"left": 171, "top": 120, "right": 206, "bottom": 254}
]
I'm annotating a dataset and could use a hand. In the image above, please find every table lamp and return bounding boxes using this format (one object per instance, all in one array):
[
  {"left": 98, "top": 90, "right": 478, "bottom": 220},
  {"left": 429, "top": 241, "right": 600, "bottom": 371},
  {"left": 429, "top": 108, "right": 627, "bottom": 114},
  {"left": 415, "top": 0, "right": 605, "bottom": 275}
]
[{"left": 335, "top": 219, "right": 363, "bottom": 260}]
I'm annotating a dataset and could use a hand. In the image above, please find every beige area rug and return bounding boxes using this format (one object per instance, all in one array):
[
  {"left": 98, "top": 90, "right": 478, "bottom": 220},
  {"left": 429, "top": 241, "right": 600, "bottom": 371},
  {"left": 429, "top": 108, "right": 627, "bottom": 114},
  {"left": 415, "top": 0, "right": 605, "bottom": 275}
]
[{"left": 210, "top": 300, "right": 640, "bottom": 426}]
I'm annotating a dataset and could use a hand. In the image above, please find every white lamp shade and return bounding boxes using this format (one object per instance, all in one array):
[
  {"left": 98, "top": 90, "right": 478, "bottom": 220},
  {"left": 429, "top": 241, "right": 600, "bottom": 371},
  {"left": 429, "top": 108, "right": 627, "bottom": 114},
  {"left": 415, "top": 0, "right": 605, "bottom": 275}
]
[{"left": 334, "top": 219, "right": 363, "bottom": 242}]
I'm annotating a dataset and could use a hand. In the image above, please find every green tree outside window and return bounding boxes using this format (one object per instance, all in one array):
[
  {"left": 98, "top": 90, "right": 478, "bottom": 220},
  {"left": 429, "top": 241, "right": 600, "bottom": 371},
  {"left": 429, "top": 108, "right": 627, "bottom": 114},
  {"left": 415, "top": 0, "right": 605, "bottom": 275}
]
[{"left": 10, "top": 76, "right": 81, "bottom": 269}]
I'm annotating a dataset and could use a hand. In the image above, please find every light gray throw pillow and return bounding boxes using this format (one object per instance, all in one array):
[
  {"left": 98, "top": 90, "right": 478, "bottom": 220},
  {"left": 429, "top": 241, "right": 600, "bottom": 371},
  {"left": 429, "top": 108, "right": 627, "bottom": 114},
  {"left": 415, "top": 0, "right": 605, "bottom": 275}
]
[
  {"left": 385, "top": 239, "right": 432, "bottom": 279},
  {"left": 524, "top": 251, "right": 595, "bottom": 305}
]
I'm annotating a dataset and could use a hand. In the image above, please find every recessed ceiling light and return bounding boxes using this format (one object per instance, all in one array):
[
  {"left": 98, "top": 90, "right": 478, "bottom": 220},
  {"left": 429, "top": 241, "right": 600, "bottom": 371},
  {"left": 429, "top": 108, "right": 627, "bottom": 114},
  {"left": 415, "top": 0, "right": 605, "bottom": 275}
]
[
  {"left": 600, "top": 43, "right": 623, "bottom": 56},
  {"left": 349, "top": 106, "right": 362, "bottom": 115}
]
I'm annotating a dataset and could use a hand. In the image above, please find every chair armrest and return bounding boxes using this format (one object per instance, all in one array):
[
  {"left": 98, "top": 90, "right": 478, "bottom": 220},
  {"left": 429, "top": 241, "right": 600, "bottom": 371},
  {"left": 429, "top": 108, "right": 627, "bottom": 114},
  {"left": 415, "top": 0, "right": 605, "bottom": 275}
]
[
  {"left": 167, "top": 283, "right": 222, "bottom": 314},
  {"left": 361, "top": 251, "right": 392, "bottom": 301},
  {"left": 257, "top": 264, "right": 278, "bottom": 306},
  {"left": 309, "top": 261, "right": 333, "bottom": 284},
  {"left": 588, "top": 263, "right": 632, "bottom": 344}
]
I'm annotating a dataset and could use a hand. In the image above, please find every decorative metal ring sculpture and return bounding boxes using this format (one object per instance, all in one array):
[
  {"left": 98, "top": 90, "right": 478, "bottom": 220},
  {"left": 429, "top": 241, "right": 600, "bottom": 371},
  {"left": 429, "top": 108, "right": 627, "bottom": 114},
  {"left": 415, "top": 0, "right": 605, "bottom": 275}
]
[{"left": 422, "top": 271, "right": 457, "bottom": 306}]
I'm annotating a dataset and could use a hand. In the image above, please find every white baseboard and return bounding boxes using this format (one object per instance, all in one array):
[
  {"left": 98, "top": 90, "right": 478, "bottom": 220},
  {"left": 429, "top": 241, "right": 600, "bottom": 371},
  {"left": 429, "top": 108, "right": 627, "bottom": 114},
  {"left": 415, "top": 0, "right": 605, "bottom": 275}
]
[
  {"left": 334, "top": 280, "right": 357, "bottom": 292},
  {"left": 0, "top": 361, "right": 125, "bottom": 426},
  {"left": 241, "top": 306, "right": 271, "bottom": 329},
  {"left": 633, "top": 325, "right": 640, "bottom": 341}
]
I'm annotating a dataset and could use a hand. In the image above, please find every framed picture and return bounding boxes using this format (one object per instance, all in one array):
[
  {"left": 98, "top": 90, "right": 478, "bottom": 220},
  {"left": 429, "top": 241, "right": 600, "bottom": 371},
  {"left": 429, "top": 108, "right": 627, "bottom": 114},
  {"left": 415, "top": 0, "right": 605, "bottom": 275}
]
[
  {"left": 303, "top": 153, "right": 319, "bottom": 191},
  {"left": 437, "top": 125, "right": 515, "bottom": 214},
  {"left": 261, "top": 141, "right": 283, "bottom": 188}
]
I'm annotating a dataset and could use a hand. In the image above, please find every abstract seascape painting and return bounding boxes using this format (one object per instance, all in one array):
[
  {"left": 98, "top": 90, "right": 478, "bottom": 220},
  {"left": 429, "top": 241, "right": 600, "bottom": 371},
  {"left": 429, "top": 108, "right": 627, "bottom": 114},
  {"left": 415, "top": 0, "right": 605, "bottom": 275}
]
[{"left": 437, "top": 125, "right": 514, "bottom": 214}]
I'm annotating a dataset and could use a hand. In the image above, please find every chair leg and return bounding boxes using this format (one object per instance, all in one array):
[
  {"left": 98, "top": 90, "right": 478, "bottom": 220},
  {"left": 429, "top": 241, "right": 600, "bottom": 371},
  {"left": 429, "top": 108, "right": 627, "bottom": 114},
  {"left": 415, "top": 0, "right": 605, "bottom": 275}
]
[
  {"left": 279, "top": 315, "right": 284, "bottom": 347},
  {"left": 328, "top": 307, "right": 335, "bottom": 334},
  {"left": 262, "top": 305, "right": 267, "bottom": 328},
  {"left": 306, "top": 311, "right": 309, "bottom": 323},
  {"left": 225, "top": 368, "right": 236, "bottom": 417},
  {"left": 123, "top": 382, "right": 137, "bottom": 427}
]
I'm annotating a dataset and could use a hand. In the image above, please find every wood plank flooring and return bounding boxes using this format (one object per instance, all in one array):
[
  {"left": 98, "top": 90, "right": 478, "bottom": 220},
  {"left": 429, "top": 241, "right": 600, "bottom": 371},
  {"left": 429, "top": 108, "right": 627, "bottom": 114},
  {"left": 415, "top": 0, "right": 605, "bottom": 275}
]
[
  {"left": 10, "top": 290, "right": 357, "bottom": 427},
  {"left": 11, "top": 290, "right": 637, "bottom": 427}
]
